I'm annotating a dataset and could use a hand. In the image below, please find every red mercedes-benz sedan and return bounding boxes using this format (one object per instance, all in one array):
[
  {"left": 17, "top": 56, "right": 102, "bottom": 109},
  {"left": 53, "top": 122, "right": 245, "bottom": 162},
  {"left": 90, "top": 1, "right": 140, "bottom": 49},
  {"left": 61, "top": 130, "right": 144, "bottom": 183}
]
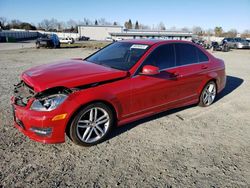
[{"left": 11, "top": 40, "right": 226, "bottom": 146}]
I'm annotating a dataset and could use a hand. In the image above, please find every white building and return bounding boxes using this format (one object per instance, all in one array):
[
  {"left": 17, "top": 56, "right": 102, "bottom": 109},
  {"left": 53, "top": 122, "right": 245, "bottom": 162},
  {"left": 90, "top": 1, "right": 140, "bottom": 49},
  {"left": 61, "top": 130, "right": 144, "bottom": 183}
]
[
  {"left": 78, "top": 25, "right": 194, "bottom": 41},
  {"left": 110, "top": 29, "right": 194, "bottom": 41},
  {"left": 78, "top": 25, "right": 123, "bottom": 40}
]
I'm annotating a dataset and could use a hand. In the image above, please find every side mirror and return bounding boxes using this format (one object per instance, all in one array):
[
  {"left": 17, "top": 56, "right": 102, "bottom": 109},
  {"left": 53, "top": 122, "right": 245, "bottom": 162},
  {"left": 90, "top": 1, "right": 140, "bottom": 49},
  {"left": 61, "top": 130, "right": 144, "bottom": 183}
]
[{"left": 141, "top": 65, "right": 160, "bottom": 75}]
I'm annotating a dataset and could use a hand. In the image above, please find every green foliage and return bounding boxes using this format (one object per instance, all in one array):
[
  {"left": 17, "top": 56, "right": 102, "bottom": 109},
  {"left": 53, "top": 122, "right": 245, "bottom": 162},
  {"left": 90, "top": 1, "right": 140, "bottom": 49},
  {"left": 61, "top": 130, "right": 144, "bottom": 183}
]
[
  {"left": 135, "top": 21, "right": 139, "bottom": 29},
  {"left": 124, "top": 19, "right": 133, "bottom": 29},
  {"left": 214, "top": 26, "right": 223, "bottom": 37}
]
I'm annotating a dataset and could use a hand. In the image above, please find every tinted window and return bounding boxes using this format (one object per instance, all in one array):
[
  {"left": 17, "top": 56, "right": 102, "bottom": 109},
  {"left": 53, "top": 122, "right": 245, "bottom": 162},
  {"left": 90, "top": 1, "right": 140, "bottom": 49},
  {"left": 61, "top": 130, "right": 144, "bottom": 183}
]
[
  {"left": 175, "top": 43, "right": 198, "bottom": 66},
  {"left": 142, "top": 44, "right": 175, "bottom": 69},
  {"left": 197, "top": 48, "right": 209, "bottom": 62}
]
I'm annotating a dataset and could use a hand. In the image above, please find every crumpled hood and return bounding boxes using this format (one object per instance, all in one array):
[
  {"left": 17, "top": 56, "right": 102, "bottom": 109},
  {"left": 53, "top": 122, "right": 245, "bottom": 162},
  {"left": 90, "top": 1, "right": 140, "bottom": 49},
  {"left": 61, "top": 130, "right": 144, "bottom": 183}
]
[{"left": 22, "top": 60, "right": 128, "bottom": 92}]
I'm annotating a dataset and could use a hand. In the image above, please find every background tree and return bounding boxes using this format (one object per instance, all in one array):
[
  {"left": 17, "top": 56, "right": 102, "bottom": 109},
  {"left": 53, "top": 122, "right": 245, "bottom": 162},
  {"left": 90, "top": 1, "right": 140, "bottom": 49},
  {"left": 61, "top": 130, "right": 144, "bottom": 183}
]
[
  {"left": 0, "top": 17, "right": 7, "bottom": 29},
  {"left": 38, "top": 19, "right": 51, "bottom": 31},
  {"left": 55, "top": 21, "right": 66, "bottom": 32},
  {"left": 169, "top": 26, "right": 176, "bottom": 31},
  {"left": 124, "top": 19, "right": 132, "bottom": 29},
  {"left": 113, "top": 21, "right": 117, "bottom": 25},
  {"left": 157, "top": 22, "right": 166, "bottom": 30},
  {"left": 214, "top": 26, "right": 223, "bottom": 37},
  {"left": 241, "top": 30, "right": 250, "bottom": 38},
  {"left": 128, "top": 19, "right": 132, "bottom": 29},
  {"left": 67, "top": 19, "right": 77, "bottom": 28},
  {"left": 98, "top": 18, "right": 111, "bottom": 25},
  {"left": 124, "top": 19, "right": 133, "bottom": 29},
  {"left": 181, "top": 27, "right": 190, "bottom": 32},
  {"left": 19, "top": 22, "right": 36, "bottom": 30},
  {"left": 206, "top": 28, "right": 214, "bottom": 35},
  {"left": 139, "top": 24, "right": 150, "bottom": 30},
  {"left": 227, "top": 29, "right": 237, "bottom": 38},
  {"left": 83, "top": 18, "right": 92, "bottom": 25},
  {"left": 135, "top": 21, "right": 139, "bottom": 29},
  {"left": 95, "top": 20, "right": 98, "bottom": 25},
  {"left": 192, "top": 26, "right": 203, "bottom": 36}
]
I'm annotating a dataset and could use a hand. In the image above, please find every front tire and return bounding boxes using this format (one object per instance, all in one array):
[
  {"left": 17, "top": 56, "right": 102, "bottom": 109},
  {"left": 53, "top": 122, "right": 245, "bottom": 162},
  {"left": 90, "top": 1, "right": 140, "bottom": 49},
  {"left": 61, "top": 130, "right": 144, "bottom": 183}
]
[
  {"left": 69, "top": 103, "right": 114, "bottom": 146},
  {"left": 199, "top": 81, "right": 217, "bottom": 107}
]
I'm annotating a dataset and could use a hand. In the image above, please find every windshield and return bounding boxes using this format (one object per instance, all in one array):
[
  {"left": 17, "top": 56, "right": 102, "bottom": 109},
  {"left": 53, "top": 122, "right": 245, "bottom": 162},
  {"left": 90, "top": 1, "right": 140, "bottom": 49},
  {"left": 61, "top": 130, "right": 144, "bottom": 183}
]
[{"left": 86, "top": 42, "right": 150, "bottom": 71}]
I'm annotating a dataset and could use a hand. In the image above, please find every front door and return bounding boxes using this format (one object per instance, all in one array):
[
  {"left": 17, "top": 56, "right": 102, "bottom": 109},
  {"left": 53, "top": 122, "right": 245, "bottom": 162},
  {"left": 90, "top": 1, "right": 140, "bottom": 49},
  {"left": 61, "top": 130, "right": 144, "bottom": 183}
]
[{"left": 126, "top": 43, "right": 182, "bottom": 118}]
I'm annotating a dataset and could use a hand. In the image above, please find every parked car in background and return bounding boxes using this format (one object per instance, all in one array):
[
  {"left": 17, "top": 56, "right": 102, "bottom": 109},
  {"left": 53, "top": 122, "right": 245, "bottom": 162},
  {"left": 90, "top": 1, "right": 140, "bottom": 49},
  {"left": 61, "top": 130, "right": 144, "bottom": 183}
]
[
  {"left": 192, "top": 39, "right": 211, "bottom": 49},
  {"left": 12, "top": 40, "right": 226, "bottom": 146},
  {"left": 105, "top": 37, "right": 114, "bottom": 42},
  {"left": 36, "top": 34, "right": 60, "bottom": 49},
  {"left": 212, "top": 41, "right": 229, "bottom": 52},
  {"left": 222, "top": 37, "right": 249, "bottom": 49},
  {"left": 247, "top": 39, "right": 250, "bottom": 47},
  {"left": 79, "top": 36, "right": 90, "bottom": 41},
  {"left": 59, "top": 37, "right": 74, "bottom": 44},
  {"left": 234, "top": 38, "right": 249, "bottom": 49},
  {"left": 222, "top": 38, "right": 236, "bottom": 49},
  {"left": 113, "top": 37, "right": 123, "bottom": 42}
]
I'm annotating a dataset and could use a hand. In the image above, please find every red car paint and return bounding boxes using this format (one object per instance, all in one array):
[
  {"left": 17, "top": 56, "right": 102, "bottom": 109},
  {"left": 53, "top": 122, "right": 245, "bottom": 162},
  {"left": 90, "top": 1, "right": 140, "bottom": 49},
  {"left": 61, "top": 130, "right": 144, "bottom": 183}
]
[{"left": 11, "top": 40, "right": 226, "bottom": 144}]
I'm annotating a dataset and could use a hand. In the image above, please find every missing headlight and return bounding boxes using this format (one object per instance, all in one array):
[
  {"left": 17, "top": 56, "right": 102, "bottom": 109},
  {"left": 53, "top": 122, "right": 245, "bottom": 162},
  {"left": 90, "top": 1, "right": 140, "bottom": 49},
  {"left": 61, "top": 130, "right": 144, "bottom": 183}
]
[
  {"left": 30, "top": 94, "right": 68, "bottom": 111},
  {"left": 30, "top": 87, "right": 72, "bottom": 111}
]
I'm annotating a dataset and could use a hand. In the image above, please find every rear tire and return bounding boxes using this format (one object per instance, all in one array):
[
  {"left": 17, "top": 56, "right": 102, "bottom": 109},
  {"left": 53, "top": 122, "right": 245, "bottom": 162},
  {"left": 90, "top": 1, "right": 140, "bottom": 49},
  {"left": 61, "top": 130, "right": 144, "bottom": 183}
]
[
  {"left": 69, "top": 102, "right": 114, "bottom": 146},
  {"left": 199, "top": 81, "right": 217, "bottom": 107}
]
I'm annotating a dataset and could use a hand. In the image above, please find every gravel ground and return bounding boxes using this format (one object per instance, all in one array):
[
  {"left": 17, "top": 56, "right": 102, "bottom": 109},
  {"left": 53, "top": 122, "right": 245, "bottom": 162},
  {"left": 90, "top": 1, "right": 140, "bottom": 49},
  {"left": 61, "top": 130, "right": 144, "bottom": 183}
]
[{"left": 0, "top": 46, "right": 250, "bottom": 187}]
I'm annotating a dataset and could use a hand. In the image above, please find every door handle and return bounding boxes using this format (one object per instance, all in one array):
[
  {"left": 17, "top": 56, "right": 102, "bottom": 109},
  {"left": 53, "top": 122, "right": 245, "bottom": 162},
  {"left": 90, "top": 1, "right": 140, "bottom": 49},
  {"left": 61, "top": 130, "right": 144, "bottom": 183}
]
[
  {"left": 172, "top": 72, "right": 182, "bottom": 78},
  {"left": 201, "top": 65, "right": 208, "bottom": 69},
  {"left": 173, "top": 72, "right": 180, "bottom": 77}
]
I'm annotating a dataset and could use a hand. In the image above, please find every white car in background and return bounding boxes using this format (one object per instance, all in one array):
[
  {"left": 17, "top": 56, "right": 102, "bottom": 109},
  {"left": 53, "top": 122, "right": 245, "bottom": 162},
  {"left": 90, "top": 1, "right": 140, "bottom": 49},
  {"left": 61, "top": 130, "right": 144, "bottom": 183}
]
[
  {"left": 105, "top": 37, "right": 123, "bottom": 42},
  {"left": 113, "top": 37, "right": 123, "bottom": 41},
  {"left": 59, "top": 37, "right": 74, "bottom": 44},
  {"left": 105, "top": 37, "right": 114, "bottom": 42}
]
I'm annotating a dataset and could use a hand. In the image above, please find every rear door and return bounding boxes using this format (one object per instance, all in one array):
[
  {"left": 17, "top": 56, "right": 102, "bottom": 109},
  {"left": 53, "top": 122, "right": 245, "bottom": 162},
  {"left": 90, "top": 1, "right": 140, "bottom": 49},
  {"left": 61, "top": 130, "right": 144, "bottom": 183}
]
[{"left": 174, "top": 43, "right": 209, "bottom": 102}]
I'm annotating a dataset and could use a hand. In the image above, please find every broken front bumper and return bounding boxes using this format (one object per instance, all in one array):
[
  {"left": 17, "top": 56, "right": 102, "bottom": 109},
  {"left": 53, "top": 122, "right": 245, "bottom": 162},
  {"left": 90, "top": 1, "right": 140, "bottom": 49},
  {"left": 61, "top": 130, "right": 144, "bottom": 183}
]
[{"left": 11, "top": 97, "right": 67, "bottom": 144}]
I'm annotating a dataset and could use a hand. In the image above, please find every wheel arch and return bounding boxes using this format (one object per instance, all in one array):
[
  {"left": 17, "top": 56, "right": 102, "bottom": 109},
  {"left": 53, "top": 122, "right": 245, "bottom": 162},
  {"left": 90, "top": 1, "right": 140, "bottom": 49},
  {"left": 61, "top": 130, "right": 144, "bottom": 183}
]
[{"left": 198, "top": 76, "right": 218, "bottom": 96}]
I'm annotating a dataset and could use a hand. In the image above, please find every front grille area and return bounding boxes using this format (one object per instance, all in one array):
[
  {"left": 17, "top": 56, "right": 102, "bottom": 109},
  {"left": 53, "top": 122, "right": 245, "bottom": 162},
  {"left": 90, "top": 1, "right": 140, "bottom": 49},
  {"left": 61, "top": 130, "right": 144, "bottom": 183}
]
[{"left": 14, "top": 81, "right": 35, "bottom": 106}]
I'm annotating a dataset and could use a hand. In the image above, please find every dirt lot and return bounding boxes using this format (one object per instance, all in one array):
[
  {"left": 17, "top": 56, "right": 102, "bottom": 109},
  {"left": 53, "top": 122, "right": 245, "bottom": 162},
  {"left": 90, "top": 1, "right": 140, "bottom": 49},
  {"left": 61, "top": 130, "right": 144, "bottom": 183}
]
[{"left": 0, "top": 45, "right": 250, "bottom": 187}]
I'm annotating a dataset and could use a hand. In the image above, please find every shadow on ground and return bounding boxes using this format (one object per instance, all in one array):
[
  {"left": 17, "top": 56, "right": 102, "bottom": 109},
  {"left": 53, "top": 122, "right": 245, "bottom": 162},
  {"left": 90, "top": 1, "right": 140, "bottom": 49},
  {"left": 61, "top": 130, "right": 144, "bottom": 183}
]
[
  {"left": 216, "top": 75, "right": 244, "bottom": 101},
  {"left": 107, "top": 75, "right": 244, "bottom": 141}
]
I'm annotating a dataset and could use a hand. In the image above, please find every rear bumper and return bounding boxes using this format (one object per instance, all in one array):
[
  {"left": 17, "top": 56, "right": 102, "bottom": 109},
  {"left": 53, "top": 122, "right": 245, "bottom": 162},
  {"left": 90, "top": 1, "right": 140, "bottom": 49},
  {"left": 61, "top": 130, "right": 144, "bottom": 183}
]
[{"left": 11, "top": 97, "right": 67, "bottom": 144}]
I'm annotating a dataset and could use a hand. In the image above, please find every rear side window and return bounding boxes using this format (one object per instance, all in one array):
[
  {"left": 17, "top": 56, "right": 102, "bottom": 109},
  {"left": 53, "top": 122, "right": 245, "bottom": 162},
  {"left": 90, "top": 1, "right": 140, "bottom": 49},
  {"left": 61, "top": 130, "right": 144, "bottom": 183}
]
[
  {"left": 175, "top": 43, "right": 198, "bottom": 66},
  {"left": 197, "top": 48, "right": 209, "bottom": 62},
  {"left": 143, "top": 44, "right": 175, "bottom": 69}
]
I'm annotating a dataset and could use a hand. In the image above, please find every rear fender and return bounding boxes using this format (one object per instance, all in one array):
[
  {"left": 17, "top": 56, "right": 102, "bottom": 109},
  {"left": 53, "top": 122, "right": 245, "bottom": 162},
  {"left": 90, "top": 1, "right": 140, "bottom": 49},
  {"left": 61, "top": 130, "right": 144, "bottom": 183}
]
[{"left": 197, "top": 72, "right": 218, "bottom": 95}]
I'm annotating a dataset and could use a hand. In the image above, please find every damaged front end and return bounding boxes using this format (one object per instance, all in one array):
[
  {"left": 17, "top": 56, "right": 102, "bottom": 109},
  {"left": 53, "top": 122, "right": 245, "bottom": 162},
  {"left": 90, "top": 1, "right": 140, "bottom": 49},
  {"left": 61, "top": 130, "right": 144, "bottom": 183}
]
[
  {"left": 30, "top": 87, "right": 72, "bottom": 111},
  {"left": 12, "top": 80, "right": 73, "bottom": 143},
  {"left": 14, "top": 81, "right": 36, "bottom": 106},
  {"left": 13, "top": 80, "right": 73, "bottom": 111}
]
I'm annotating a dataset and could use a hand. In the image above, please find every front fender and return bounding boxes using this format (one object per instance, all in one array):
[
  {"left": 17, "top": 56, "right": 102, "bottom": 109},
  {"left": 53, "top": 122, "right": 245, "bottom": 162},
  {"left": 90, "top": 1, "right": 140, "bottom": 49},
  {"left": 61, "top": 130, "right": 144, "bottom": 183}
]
[{"left": 65, "top": 87, "right": 122, "bottom": 121}]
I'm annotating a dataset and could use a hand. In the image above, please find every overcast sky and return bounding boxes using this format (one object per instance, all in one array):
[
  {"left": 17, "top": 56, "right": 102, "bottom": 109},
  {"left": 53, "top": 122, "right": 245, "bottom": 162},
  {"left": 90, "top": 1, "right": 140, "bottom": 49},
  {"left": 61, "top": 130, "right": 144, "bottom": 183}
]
[{"left": 0, "top": 0, "right": 250, "bottom": 32}]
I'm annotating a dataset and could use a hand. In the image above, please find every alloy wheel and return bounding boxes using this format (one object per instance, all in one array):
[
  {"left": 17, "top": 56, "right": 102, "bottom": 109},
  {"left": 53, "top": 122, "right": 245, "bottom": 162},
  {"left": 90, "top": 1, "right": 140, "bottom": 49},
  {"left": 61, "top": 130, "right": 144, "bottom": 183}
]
[
  {"left": 202, "top": 82, "right": 216, "bottom": 106},
  {"left": 76, "top": 107, "right": 110, "bottom": 143}
]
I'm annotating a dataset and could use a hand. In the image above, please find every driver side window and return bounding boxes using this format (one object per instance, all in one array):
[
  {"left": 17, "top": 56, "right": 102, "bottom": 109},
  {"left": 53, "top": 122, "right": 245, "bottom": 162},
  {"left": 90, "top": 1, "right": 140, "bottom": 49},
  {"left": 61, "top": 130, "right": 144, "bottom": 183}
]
[{"left": 140, "top": 44, "right": 176, "bottom": 71}]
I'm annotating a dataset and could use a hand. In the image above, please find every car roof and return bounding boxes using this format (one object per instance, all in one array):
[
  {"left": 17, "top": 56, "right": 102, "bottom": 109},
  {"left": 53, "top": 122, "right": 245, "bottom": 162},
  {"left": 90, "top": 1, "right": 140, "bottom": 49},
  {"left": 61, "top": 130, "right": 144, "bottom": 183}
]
[{"left": 119, "top": 39, "right": 195, "bottom": 46}]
